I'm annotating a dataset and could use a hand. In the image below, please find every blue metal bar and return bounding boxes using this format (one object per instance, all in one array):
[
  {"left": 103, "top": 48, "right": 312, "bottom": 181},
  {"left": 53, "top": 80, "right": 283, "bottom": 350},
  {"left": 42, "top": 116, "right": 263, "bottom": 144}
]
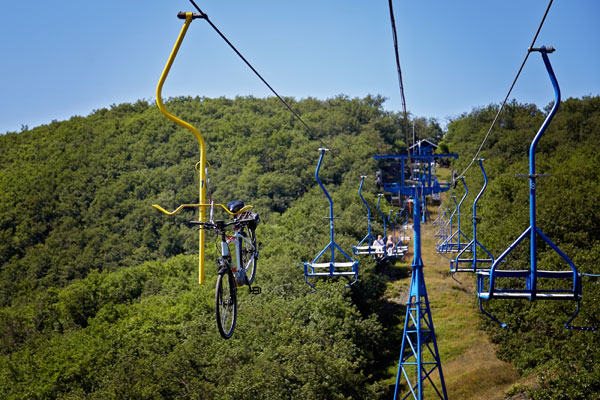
[
  {"left": 394, "top": 210, "right": 399, "bottom": 239},
  {"left": 377, "top": 194, "right": 387, "bottom": 245},
  {"left": 456, "top": 177, "right": 469, "bottom": 251},
  {"left": 314, "top": 148, "right": 335, "bottom": 272},
  {"left": 401, "top": 159, "right": 405, "bottom": 190},
  {"left": 472, "top": 160, "right": 487, "bottom": 264},
  {"left": 359, "top": 176, "right": 372, "bottom": 241},
  {"left": 529, "top": 46, "right": 560, "bottom": 294},
  {"left": 354, "top": 176, "right": 378, "bottom": 256},
  {"left": 412, "top": 187, "right": 423, "bottom": 266}
]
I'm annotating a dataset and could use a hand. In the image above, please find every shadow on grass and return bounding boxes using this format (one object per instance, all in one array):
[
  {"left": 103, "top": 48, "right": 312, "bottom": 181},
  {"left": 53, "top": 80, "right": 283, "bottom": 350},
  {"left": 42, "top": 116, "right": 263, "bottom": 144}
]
[{"left": 349, "top": 257, "right": 413, "bottom": 396}]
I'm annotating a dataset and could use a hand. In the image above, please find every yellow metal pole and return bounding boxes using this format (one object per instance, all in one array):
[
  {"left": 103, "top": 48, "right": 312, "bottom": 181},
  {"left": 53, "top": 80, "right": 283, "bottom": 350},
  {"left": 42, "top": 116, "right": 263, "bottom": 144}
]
[{"left": 156, "top": 13, "right": 207, "bottom": 284}]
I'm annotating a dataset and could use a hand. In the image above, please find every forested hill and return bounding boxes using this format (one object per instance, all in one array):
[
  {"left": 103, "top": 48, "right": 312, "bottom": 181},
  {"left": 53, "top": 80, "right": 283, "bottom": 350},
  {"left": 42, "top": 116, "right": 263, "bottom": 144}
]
[
  {"left": 442, "top": 96, "right": 600, "bottom": 399},
  {"left": 0, "top": 95, "right": 443, "bottom": 399},
  {"left": 0, "top": 94, "right": 599, "bottom": 399}
]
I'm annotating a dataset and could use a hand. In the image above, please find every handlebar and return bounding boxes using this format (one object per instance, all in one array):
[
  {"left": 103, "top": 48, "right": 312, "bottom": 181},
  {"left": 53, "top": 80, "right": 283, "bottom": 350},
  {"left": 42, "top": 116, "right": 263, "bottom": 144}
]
[
  {"left": 152, "top": 203, "right": 253, "bottom": 216},
  {"left": 189, "top": 219, "right": 230, "bottom": 231},
  {"left": 189, "top": 216, "right": 256, "bottom": 232}
]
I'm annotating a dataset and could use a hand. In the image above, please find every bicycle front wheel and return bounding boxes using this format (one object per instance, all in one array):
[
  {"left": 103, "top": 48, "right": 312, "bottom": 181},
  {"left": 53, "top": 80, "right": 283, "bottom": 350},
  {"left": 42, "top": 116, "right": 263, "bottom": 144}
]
[
  {"left": 215, "top": 267, "right": 237, "bottom": 339},
  {"left": 240, "top": 226, "right": 258, "bottom": 285}
]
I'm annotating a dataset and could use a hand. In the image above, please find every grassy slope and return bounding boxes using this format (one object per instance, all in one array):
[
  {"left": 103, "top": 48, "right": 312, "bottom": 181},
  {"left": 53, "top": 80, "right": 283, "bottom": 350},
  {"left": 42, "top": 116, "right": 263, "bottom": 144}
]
[{"left": 383, "top": 199, "right": 531, "bottom": 399}]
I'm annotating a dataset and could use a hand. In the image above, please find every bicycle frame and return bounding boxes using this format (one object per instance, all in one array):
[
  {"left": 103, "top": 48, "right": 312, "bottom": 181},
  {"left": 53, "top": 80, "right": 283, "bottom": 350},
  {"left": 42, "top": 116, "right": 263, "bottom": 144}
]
[{"left": 221, "top": 227, "right": 257, "bottom": 286}]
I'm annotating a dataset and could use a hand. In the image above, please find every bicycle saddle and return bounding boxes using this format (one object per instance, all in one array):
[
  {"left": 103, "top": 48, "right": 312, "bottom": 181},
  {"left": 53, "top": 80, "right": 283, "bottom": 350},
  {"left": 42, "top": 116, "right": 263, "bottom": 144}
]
[{"left": 227, "top": 200, "right": 245, "bottom": 213}]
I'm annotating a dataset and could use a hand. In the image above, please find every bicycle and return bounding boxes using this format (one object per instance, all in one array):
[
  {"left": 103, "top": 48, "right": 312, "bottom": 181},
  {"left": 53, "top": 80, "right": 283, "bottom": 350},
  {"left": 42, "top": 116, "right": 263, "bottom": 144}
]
[
  {"left": 154, "top": 9, "right": 262, "bottom": 338},
  {"left": 190, "top": 201, "right": 260, "bottom": 339}
]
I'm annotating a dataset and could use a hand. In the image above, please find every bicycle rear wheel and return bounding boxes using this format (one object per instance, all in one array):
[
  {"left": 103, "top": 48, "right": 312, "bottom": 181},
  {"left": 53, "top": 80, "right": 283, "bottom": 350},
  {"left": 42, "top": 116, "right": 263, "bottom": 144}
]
[
  {"left": 240, "top": 226, "right": 258, "bottom": 285},
  {"left": 215, "top": 267, "right": 237, "bottom": 339}
]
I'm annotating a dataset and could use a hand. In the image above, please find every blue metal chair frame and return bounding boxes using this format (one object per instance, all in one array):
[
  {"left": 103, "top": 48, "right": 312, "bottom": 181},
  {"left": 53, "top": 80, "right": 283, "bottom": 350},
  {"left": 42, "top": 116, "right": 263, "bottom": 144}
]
[
  {"left": 437, "top": 178, "right": 471, "bottom": 254},
  {"left": 394, "top": 210, "right": 410, "bottom": 255},
  {"left": 476, "top": 47, "right": 593, "bottom": 331},
  {"left": 398, "top": 206, "right": 410, "bottom": 238},
  {"left": 436, "top": 198, "right": 457, "bottom": 253},
  {"left": 433, "top": 203, "right": 445, "bottom": 227},
  {"left": 418, "top": 174, "right": 430, "bottom": 223},
  {"left": 451, "top": 159, "right": 494, "bottom": 275},
  {"left": 386, "top": 209, "right": 407, "bottom": 258},
  {"left": 303, "top": 148, "right": 358, "bottom": 291},
  {"left": 371, "top": 194, "right": 389, "bottom": 261},
  {"left": 377, "top": 194, "right": 387, "bottom": 243},
  {"left": 434, "top": 202, "right": 449, "bottom": 242},
  {"left": 353, "top": 176, "right": 380, "bottom": 258}
]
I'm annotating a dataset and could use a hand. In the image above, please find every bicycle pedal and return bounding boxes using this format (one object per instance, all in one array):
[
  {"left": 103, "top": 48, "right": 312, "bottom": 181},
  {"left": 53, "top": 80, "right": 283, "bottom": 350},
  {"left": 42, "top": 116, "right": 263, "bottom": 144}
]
[{"left": 249, "top": 286, "right": 262, "bottom": 295}]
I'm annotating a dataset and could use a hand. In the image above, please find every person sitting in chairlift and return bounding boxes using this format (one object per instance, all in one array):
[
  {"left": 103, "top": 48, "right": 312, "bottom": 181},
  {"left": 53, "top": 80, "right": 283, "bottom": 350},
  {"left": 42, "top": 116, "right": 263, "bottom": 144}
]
[
  {"left": 387, "top": 234, "right": 396, "bottom": 256},
  {"left": 374, "top": 235, "right": 385, "bottom": 259}
]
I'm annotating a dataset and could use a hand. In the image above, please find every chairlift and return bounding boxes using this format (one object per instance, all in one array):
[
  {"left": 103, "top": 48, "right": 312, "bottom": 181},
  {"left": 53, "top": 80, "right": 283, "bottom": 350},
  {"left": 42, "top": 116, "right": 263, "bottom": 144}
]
[
  {"left": 353, "top": 176, "right": 383, "bottom": 258},
  {"left": 435, "top": 200, "right": 453, "bottom": 251},
  {"left": 303, "top": 149, "right": 358, "bottom": 291},
  {"left": 477, "top": 47, "right": 595, "bottom": 331},
  {"left": 434, "top": 202, "right": 450, "bottom": 245},
  {"left": 390, "top": 209, "right": 409, "bottom": 257},
  {"left": 433, "top": 203, "right": 445, "bottom": 227},
  {"left": 451, "top": 159, "right": 495, "bottom": 275},
  {"left": 376, "top": 194, "right": 390, "bottom": 260},
  {"left": 437, "top": 177, "right": 471, "bottom": 254}
]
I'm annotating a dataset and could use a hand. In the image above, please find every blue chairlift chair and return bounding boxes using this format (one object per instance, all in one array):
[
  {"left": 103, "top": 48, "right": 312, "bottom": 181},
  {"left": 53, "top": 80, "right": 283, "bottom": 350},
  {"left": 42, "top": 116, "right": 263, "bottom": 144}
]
[
  {"left": 451, "top": 159, "right": 494, "bottom": 275},
  {"left": 391, "top": 210, "right": 409, "bottom": 257},
  {"left": 437, "top": 178, "right": 471, "bottom": 254},
  {"left": 477, "top": 47, "right": 595, "bottom": 331},
  {"left": 353, "top": 176, "right": 381, "bottom": 258},
  {"left": 436, "top": 198, "right": 456, "bottom": 253},
  {"left": 303, "top": 148, "right": 358, "bottom": 291}
]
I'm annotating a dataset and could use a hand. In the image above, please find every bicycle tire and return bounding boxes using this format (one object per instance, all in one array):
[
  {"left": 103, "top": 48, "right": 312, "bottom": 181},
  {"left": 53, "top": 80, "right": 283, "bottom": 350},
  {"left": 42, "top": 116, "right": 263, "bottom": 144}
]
[
  {"left": 215, "top": 267, "right": 237, "bottom": 339},
  {"left": 240, "top": 226, "right": 258, "bottom": 285}
]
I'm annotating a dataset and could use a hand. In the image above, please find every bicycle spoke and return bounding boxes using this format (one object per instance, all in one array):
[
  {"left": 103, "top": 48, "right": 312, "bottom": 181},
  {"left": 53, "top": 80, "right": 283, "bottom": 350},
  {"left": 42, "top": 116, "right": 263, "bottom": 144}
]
[{"left": 216, "top": 269, "right": 237, "bottom": 339}]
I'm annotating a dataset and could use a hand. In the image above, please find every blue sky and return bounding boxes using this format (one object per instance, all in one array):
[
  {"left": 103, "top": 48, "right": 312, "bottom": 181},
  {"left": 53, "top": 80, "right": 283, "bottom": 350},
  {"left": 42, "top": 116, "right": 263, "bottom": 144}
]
[{"left": 1, "top": 1, "right": 598, "bottom": 133}]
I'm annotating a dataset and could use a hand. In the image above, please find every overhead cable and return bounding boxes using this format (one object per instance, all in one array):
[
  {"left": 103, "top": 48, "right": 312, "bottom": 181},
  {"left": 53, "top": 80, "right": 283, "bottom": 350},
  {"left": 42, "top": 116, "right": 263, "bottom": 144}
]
[
  {"left": 457, "top": 0, "right": 554, "bottom": 178},
  {"left": 188, "top": 0, "right": 315, "bottom": 136},
  {"left": 387, "top": 0, "right": 412, "bottom": 170}
]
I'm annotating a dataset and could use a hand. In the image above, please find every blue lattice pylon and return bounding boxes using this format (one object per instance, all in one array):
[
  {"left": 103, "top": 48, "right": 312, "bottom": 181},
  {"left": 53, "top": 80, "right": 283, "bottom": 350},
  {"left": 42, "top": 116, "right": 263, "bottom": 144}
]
[{"left": 394, "top": 187, "right": 448, "bottom": 400}]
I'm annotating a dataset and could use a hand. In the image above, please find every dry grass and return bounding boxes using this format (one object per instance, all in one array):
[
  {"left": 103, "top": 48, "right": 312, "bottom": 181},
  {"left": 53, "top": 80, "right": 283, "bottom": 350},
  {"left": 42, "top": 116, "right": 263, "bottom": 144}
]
[{"left": 384, "top": 204, "right": 535, "bottom": 399}]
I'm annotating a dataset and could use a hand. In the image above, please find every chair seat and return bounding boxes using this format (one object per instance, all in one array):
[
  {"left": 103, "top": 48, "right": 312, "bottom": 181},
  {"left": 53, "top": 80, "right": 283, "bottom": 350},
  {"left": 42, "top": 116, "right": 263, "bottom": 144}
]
[
  {"left": 479, "top": 291, "right": 581, "bottom": 300},
  {"left": 307, "top": 271, "right": 358, "bottom": 277},
  {"left": 308, "top": 262, "right": 357, "bottom": 268},
  {"left": 478, "top": 269, "right": 576, "bottom": 278},
  {"left": 353, "top": 246, "right": 383, "bottom": 254},
  {"left": 454, "top": 267, "right": 489, "bottom": 273}
]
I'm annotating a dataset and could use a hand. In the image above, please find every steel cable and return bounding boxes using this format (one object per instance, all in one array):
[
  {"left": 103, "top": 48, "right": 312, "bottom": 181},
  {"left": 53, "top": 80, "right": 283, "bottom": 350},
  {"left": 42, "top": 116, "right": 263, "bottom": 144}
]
[
  {"left": 457, "top": 0, "right": 554, "bottom": 179},
  {"left": 187, "top": 0, "right": 317, "bottom": 139},
  {"left": 387, "top": 0, "right": 412, "bottom": 173}
]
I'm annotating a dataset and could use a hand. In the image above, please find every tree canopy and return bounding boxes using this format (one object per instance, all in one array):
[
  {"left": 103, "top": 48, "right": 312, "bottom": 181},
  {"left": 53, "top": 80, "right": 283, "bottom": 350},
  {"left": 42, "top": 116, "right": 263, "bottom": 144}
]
[{"left": 1, "top": 94, "right": 599, "bottom": 399}]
